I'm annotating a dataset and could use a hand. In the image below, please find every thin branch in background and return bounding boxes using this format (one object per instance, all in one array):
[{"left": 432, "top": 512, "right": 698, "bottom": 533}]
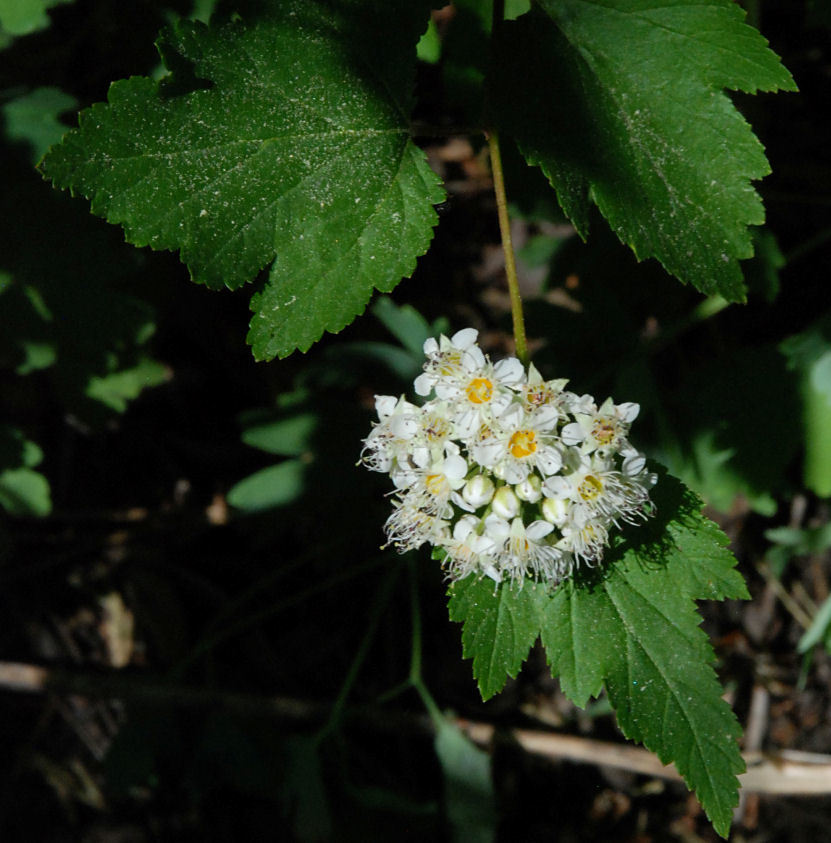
[{"left": 2, "top": 660, "right": 831, "bottom": 796}]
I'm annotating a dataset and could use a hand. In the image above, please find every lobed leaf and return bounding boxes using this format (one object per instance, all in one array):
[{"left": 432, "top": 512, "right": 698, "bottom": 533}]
[
  {"left": 41, "top": 1, "right": 444, "bottom": 359},
  {"left": 448, "top": 469, "right": 746, "bottom": 836},
  {"left": 490, "top": 0, "right": 796, "bottom": 301}
]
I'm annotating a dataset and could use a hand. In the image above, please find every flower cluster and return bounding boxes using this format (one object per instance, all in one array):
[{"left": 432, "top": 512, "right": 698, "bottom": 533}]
[{"left": 361, "top": 328, "right": 656, "bottom": 585}]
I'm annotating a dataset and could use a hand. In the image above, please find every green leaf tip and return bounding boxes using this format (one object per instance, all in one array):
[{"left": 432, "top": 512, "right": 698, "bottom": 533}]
[
  {"left": 447, "top": 468, "right": 746, "bottom": 836},
  {"left": 491, "top": 0, "right": 796, "bottom": 303},
  {"left": 40, "top": 1, "right": 445, "bottom": 360}
]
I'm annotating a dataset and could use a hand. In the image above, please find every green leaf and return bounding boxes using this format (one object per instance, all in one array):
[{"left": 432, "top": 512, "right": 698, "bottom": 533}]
[
  {"left": 447, "top": 576, "right": 547, "bottom": 700},
  {"left": 1, "top": 87, "right": 77, "bottom": 165},
  {"left": 41, "top": 2, "right": 445, "bottom": 360},
  {"left": 434, "top": 718, "right": 496, "bottom": 843},
  {"left": 0, "top": 0, "right": 72, "bottom": 36},
  {"left": 781, "top": 314, "right": 831, "bottom": 497},
  {"left": 491, "top": 1, "right": 796, "bottom": 301},
  {"left": 0, "top": 467, "right": 51, "bottom": 515},
  {"left": 240, "top": 412, "right": 316, "bottom": 456},
  {"left": 227, "top": 459, "right": 305, "bottom": 511},
  {"left": 447, "top": 470, "right": 746, "bottom": 837},
  {"left": 372, "top": 296, "right": 433, "bottom": 357},
  {"left": 547, "top": 560, "right": 744, "bottom": 838},
  {"left": 85, "top": 356, "right": 167, "bottom": 413},
  {"left": 798, "top": 593, "right": 831, "bottom": 654},
  {"left": 0, "top": 427, "right": 51, "bottom": 516}
]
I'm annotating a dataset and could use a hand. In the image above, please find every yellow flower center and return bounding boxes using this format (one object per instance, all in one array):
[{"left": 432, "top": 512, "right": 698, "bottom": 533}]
[
  {"left": 425, "top": 474, "right": 447, "bottom": 496},
  {"left": 466, "top": 377, "right": 494, "bottom": 404},
  {"left": 592, "top": 420, "right": 616, "bottom": 445},
  {"left": 578, "top": 475, "right": 603, "bottom": 501},
  {"left": 509, "top": 430, "right": 537, "bottom": 458}
]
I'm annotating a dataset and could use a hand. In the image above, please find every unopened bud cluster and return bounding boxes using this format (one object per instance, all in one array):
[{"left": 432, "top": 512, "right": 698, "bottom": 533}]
[{"left": 361, "top": 329, "right": 656, "bottom": 584}]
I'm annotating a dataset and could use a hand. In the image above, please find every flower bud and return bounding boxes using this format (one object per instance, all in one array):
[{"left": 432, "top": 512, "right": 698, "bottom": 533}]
[
  {"left": 463, "top": 474, "right": 495, "bottom": 508},
  {"left": 515, "top": 474, "right": 542, "bottom": 503},
  {"left": 542, "top": 496, "right": 569, "bottom": 527},
  {"left": 492, "top": 486, "right": 520, "bottom": 519}
]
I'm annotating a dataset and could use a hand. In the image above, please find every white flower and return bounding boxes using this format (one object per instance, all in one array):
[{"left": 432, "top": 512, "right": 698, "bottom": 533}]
[
  {"left": 384, "top": 504, "right": 447, "bottom": 553},
  {"left": 395, "top": 442, "right": 468, "bottom": 513},
  {"left": 471, "top": 403, "right": 562, "bottom": 484},
  {"left": 542, "top": 454, "right": 653, "bottom": 527},
  {"left": 485, "top": 515, "right": 562, "bottom": 582},
  {"left": 557, "top": 518, "right": 610, "bottom": 567},
  {"left": 360, "top": 395, "right": 422, "bottom": 473},
  {"left": 361, "top": 327, "right": 657, "bottom": 586},
  {"left": 561, "top": 396, "right": 639, "bottom": 453},
  {"left": 442, "top": 356, "right": 526, "bottom": 441},
  {"left": 414, "top": 328, "right": 485, "bottom": 397},
  {"left": 442, "top": 515, "right": 500, "bottom": 582}
]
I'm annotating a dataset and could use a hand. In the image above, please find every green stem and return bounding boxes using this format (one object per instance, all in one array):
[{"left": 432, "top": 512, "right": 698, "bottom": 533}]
[
  {"left": 488, "top": 131, "right": 528, "bottom": 366},
  {"left": 407, "top": 556, "right": 422, "bottom": 685},
  {"left": 316, "top": 567, "right": 400, "bottom": 743},
  {"left": 406, "top": 557, "right": 443, "bottom": 725},
  {"left": 487, "top": 1, "right": 528, "bottom": 365}
]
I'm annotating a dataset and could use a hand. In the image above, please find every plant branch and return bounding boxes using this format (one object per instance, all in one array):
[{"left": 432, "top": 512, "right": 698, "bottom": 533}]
[{"left": 3, "top": 660, "right": 831, "bottom": 795}]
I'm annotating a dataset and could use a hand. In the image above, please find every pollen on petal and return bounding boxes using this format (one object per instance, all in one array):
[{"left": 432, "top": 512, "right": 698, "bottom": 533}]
[
  {"left": 466, "top": 377, "right": 494, "bottom": 404},
  {"left": 508, "top": 429, "right": 537, "bottom": 458}
]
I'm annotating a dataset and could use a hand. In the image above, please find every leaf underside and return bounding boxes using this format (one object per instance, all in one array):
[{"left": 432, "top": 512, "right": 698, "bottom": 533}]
[
  {"left": 491, "top": 0, "right": 797, "bottom": 301},
  {"left": 41, "top": 1, "right": 444, "bottom": 359},
  {"left": 447, "top": 472, "right": 748, "bottom": 837}
]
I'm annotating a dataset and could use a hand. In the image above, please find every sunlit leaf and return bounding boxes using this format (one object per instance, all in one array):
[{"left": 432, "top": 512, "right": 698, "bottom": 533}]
[
  {"left": 491, "top": 0, "right": 796, "bottom": 300},
  {"left": 41, "top": 2, "right": 444, "bottom": 359}
]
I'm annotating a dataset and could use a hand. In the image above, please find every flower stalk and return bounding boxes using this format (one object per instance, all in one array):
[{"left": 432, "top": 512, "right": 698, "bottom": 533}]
[{"left": 487, "top": 129, "right": 528, "bottom": 366}]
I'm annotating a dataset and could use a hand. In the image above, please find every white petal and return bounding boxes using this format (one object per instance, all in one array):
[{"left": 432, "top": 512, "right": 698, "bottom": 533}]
[
  {"left": 494, "top": 357, "right": 525, "bottom": 386},
  {"left": 434, "top": 382, "right": 458, "bottom": 400},
  {"left": 390, "top": 415, "right": 419, "bottom": 438},
  {"left": 451, "top": 327, "right": 478, "bottom": 349},
  {"left": 451, "top": 491, "right": 475, "bottom": 513},
  {"left": 414, "top": 373, "right": 433, "bottom": 396},
  {"left": 453, "top": 515, "right": 479, "bottom": 541},
  {"left": 423, "top": 337, "right": 439, "bottom": 356},
  {"left": 622, "top": 452, "right": 647, "bottom": 476},
  {"left": 463, "top": 475, "right": 495, "bottom": 507},
  {"left": 471, "top": 440, "right": 504, "bottom": 468},
  {"left": 492, "top": 487, "right": 520, "bottom": 519},
  {"left": 542, "top": 475, "right": 570, "bottom": 499},
  {"left": 526, "top": 520, "right": 554, "bottom": 541},
  {"left": 533, "top": 405, "right": 560, "bottom": 430},
  {"left": 374, "top": 395, "right": 397, "bottom": 418},
  {"left": 498, "top": 403, "right": 524, "bottom": 428},
  {"left": 618, "top": 402, "right": 640, "bottom": 423},
  {"left": 536, "top": 447, "right": 563, "bottom": 475},
  {"left": 502, "top": 461, "right": 529, "bottom": 484},
  {"left": 484, "top": 514, "right": 510, "bottom": 541},
  {"left": 461, "top": 345, "right": 486, "bottom": 370},
  {"left": 411, "top": 446, "right": 431, "bottom": 468},
  {"left": 483, "top": 565, "right": 502, "bottom": 584},
  {"left": 561, "top": 422, "right": 585, "bottom": 446},
  {"left": 454, "top": 409, "right": 481, "bottom": 441},
  {"left": 443, "top": 454, "right": 468, "bottom": 481}
]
